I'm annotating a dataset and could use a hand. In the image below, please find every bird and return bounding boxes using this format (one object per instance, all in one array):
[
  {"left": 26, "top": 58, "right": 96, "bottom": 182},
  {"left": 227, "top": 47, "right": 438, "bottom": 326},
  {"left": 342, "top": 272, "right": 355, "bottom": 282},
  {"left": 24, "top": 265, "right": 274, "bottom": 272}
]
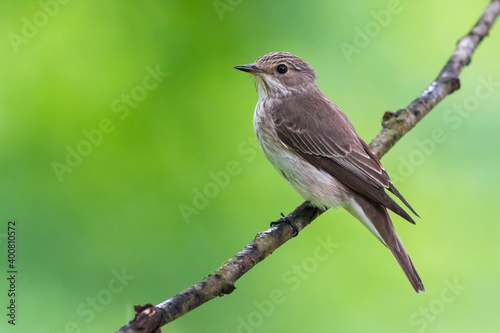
[{"left": 234, "top": 52, "right": 424, "bottom": 293}]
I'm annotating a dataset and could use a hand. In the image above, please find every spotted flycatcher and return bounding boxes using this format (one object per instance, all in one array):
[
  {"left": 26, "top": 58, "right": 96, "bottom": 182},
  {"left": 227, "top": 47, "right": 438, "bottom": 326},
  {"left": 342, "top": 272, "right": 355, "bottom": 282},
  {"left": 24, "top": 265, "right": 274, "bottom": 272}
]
[{"left": 235, "top": 52, "right": 424, "bottom": 293}]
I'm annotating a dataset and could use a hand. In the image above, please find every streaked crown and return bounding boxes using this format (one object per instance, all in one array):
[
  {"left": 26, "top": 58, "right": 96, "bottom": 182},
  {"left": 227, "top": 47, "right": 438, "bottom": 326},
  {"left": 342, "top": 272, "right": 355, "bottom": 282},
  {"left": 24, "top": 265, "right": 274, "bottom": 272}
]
[{"left": 235, "top": 52, "right": 318, "bottom": 98}]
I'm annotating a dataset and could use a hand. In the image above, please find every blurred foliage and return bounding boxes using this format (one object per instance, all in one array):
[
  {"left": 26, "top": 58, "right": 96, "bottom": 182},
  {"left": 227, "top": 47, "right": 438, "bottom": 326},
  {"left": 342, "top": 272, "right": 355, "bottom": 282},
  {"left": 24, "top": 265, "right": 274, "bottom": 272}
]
[{"left": 0, "top": 0, "right": 499, "bottom": 332}]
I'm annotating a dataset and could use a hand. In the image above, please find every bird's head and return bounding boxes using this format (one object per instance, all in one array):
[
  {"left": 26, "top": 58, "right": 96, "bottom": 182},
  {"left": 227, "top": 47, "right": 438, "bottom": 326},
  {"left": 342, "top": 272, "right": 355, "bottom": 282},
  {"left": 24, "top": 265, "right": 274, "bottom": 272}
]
[{"left": 235, "top": 52, "right": 317, "bottom": 99}]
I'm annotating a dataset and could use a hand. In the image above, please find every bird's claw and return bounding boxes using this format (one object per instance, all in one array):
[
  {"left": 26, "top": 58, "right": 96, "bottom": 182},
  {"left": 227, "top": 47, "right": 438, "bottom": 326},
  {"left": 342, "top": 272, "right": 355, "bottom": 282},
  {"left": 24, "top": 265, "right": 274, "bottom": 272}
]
[{"left": 270, "top": 215, "right": 299, "bottom": 237}]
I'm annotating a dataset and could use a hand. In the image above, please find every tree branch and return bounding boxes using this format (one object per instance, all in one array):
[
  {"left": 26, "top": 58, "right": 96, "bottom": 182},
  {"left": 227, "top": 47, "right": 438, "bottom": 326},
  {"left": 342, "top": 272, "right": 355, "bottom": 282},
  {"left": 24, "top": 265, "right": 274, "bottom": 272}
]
[
  {"left": 370, "top": 0, "right": 500, "bottom": 157},
  {"left": 116, "top": 1, "right": 500, "bottom": 332}
]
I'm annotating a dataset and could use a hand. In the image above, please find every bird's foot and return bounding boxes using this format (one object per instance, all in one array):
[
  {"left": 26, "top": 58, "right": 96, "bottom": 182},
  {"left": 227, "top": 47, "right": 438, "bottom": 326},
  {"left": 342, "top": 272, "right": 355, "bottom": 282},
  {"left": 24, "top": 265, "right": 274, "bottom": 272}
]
[{"left": 270, "top": 212, "right": 299, "bottom": 237}]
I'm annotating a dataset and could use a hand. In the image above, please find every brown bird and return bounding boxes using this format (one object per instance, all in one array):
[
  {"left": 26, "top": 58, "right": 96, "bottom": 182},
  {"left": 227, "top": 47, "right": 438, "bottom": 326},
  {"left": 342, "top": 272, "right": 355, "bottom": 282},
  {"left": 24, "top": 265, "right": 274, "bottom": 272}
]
[{"left": 235, "top": 52, "right": 424, "bottom": 293}]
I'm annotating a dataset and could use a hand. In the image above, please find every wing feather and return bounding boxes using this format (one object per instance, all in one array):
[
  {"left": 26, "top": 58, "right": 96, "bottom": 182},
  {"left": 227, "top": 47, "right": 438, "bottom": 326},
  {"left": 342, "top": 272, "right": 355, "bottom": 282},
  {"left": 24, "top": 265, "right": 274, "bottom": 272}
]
[{"left": 271, "top": 93, "right": 418, "bottom": 223}]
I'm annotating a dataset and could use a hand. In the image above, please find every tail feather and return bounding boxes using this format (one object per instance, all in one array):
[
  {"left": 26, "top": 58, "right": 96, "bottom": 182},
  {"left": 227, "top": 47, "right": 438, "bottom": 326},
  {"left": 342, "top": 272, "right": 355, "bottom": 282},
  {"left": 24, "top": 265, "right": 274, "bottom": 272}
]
[
  {"left": 345, "top": 193, "right": 425, "bottom": 293},
  {"left": 385, "top": 223, "right": 425, "bottom": 293}
]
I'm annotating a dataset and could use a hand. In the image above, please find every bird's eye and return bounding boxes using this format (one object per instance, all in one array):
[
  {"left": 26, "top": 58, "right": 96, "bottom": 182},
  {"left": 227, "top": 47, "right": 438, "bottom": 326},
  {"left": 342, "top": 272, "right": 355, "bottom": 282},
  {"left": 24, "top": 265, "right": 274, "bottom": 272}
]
[{"left": 276, "top": 64, "right": 288, "bottom": 74}]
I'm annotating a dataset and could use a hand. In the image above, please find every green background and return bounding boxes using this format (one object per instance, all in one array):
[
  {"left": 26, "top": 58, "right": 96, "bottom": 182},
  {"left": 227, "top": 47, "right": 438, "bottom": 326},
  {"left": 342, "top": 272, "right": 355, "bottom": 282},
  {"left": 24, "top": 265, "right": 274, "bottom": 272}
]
[{"left": 1, "top": 0, "right": 499, "bottom": 332}]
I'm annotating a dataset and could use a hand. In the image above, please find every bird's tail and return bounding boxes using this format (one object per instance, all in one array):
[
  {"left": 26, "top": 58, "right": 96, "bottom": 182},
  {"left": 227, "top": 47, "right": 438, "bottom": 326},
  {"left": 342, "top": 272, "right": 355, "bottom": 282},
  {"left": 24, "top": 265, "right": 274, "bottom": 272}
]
[{"left": 345, "top": 193, "right": 425, "bottom": 293}]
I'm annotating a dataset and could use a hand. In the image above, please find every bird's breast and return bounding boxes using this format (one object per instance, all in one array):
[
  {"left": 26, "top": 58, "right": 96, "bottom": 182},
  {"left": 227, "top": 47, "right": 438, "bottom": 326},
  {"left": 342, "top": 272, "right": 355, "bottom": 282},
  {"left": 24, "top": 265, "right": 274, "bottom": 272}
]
[{"left": 252, "top": 99, "right": 349, "bottom": 209}]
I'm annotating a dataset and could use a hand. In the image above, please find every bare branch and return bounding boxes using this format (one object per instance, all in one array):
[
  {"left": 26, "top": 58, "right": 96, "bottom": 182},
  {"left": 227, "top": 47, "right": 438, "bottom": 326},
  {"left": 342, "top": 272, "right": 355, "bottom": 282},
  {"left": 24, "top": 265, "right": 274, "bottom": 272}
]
[
  {"left": 370, "top": 0, "right": 500, "bottom": 157},
  {"left": 116, "top": 1, "right": 500, "bottom": 332}
]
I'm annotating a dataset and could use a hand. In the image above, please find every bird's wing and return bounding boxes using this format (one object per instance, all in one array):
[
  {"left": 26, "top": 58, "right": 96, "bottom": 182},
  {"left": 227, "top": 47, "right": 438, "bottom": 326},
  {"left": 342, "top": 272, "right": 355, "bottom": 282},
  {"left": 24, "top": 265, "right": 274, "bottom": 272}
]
[{"left": 271, "top": 93, "right": 418, "bottom": 223}]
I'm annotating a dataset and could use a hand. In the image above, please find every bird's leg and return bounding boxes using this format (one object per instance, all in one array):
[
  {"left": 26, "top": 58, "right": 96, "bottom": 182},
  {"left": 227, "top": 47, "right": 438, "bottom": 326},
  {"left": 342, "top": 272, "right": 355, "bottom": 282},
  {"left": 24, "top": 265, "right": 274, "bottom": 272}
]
[
  {"left": 270, "top": 212, "right": 300, "bottom": 237},
  {"left": 270, "top": 201, "right": 323, "bottom": 237}
]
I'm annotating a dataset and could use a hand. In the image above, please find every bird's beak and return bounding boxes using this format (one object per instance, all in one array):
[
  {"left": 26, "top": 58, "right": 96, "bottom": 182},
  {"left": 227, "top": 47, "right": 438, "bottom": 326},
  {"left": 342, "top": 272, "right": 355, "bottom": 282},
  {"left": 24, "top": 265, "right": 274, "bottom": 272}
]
[{"left": 234, "top": 64, "right": 263, "bottom": 74}]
